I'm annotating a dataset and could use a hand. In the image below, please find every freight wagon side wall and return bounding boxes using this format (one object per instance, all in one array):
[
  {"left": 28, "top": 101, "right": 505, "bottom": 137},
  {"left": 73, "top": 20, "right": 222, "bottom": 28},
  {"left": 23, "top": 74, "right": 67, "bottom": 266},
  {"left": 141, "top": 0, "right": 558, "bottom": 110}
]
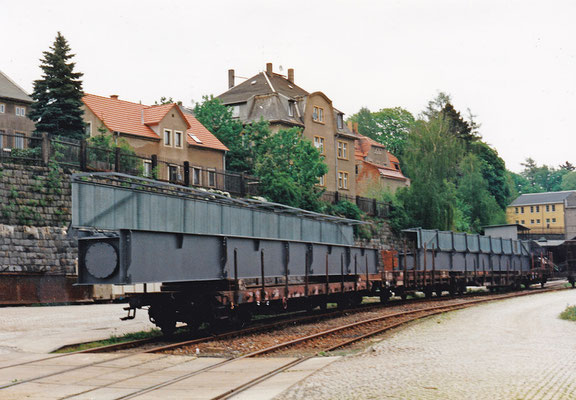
[{"left": 78, "top": 230, "right": 379, "bottom": 285}]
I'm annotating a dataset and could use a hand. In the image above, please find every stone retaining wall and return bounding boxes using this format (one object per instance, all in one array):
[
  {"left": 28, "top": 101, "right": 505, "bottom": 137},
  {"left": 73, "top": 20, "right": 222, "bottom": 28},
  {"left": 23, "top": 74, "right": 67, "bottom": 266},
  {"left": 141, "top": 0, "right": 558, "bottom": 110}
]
[{"left": 0, "top": 163, "right": 77, "bottom": 276}]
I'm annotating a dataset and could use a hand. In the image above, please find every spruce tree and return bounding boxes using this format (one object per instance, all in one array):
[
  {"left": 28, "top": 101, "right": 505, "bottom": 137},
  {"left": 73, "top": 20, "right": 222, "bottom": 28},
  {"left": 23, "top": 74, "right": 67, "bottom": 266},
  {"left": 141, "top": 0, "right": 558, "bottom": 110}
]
[{"left": 29, "top": 32, "right": 85, "bottom": 139}]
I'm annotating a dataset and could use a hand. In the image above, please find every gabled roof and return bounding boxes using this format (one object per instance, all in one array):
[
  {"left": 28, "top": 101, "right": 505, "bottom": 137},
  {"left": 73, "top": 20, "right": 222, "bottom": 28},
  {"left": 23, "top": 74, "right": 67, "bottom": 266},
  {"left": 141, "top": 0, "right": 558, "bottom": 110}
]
[
  {"left": 218, "top": 72, "right": 308, "bottom": 105},
  {"left": 0, "top": 70, "right": 32, "bottom": 103},
  {"left": 181, "top": 111, "right": 228, "bottom": 152},
  {"left": 82, "top": 94, "right": 227, "bottom": 151},
  {"left": 83, "top": 94, "right": 159, "bottom": 139},
  {"left": 510, "top": 191, "right": 576, "bottom": 206},
  {"left": 143, "top": 103, "right": 180, "bottom": 125}
]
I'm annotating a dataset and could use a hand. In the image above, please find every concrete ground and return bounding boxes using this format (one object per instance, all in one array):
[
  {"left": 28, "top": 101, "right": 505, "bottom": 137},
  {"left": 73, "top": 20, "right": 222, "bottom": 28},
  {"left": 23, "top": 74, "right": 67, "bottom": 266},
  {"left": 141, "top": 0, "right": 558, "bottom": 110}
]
[
  {"left": 277, "top": 289, "right": 576, "bottom": 400},
  {"left": 0, "top": 303, "right": 151, "bottom": 354}
]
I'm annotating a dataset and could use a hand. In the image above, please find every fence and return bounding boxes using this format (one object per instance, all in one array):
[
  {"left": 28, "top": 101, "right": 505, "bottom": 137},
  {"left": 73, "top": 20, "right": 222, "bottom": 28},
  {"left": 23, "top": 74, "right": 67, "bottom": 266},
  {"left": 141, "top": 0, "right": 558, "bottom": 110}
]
[{"left": 0, "top": 132, "right": 389, "bottom": 217}]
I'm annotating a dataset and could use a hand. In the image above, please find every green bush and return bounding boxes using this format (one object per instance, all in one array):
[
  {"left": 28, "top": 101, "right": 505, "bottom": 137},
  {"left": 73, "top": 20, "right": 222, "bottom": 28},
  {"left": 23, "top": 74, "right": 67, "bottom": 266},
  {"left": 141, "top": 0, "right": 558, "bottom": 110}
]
[{"left": 560, "top": 305, "right": 576, "bottom": 321}]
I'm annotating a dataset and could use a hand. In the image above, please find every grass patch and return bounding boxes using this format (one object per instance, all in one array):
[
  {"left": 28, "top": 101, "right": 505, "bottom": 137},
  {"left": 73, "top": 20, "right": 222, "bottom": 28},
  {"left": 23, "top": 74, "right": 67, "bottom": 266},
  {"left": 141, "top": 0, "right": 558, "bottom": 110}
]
[
  {"left": 52, "top": 329, "right": 162, "bottom": 353},
  {"left": 560, "top": 305, "right": 576, "bottom": 321}
]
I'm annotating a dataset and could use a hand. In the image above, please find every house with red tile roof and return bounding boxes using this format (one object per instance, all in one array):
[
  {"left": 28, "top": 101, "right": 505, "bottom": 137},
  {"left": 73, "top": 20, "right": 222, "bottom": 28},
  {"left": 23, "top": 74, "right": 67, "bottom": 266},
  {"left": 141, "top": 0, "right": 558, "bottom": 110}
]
[
  {"left": 353, "top": 128, "right": 410, "bottom": 197},
  {"left": 82, "top": 94, "right": 227, "bottom": 182}
]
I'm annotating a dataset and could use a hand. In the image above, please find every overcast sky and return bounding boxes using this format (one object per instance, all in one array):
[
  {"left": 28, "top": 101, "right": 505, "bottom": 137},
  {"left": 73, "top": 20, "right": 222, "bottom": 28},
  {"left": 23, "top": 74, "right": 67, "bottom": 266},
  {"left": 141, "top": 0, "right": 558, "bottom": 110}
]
[{"left": 1, "top": 0, "right": 574, "bottom": 172}]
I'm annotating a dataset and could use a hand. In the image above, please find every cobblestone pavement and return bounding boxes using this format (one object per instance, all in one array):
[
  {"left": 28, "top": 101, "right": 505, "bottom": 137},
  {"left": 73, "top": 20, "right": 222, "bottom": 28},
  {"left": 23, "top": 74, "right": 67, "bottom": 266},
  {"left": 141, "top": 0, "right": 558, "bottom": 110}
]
[
  {"left": 277, "top": 290, "right": 576, "bottom": 400},
  {"left": 0, "top": 303, "right": 151, "bottom": 354}
]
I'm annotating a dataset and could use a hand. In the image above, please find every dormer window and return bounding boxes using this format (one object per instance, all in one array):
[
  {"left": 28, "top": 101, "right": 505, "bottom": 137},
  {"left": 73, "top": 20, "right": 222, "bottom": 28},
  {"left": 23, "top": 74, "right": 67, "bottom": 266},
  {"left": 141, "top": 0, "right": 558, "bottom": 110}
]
[
  {"left": 337, "top": 113, "right": 343, "bottom": 129},
  {"left": 231, "top": 105, "right": 240, "bottom": 118},
  {"left": 288, "top": 101, "right": 295, "bottom": 117}
]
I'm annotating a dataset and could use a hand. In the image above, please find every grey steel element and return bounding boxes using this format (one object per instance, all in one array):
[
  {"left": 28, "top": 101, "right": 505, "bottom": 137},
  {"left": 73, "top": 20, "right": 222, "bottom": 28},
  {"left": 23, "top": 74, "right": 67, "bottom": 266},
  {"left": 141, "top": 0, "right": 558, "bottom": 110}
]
[
  {"left": 401, "top": 228, "right": 533, "bottom": 272},
  {"left": 77, "top": 230, "right": 379, "bottom": 285},
  {"left": 71, "top": 173, "right": 364, "bottom": 245},
  {"left": 84, "top": 242, "right": 118, "bottom": 279}
]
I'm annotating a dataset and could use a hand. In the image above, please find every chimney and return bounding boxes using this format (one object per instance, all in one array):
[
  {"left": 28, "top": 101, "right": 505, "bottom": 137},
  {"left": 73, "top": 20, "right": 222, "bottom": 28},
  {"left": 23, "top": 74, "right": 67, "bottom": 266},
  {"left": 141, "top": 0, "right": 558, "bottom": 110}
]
[
  {"left": 347, "top": 121, "right": 353, "bottom": 131},
  {"left": 228, "top": 69, "right": 235, "bottom": 89},
  {"left": 110, "top": 94, "right": 119, "bottom": 100},
  {"left": 353, "top": 122, "right": 359, "bottom": 134},
  {"left": 266, "top": 62, "right": 273, "bottom": 75},
  {"left": 287, "top": 68, "right": 294, "bottom": 83}
]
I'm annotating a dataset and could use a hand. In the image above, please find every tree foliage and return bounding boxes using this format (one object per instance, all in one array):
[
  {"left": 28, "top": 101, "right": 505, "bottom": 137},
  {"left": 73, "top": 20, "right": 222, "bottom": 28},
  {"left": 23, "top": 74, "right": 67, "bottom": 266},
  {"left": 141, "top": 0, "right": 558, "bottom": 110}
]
[
  {"left": 194, "top": 96, "right": 328, "bottom": 210},
  {"left": 29, "top": 32, "right": 85, "bottom": 139},
  {"left": 511, "top": 158, "right": 570, "bottom": 194},
  {"left": 348, "top": 107, "right": 414, "bottom": 156},
  {"left": 255, "top": 127, "right": 328, "bottom": 210},
  {"left": 378, "top": 92, "right": 512, "bottom": 233},
  {"left": 398, "top": 116, "right": 463, "bottom": 230}
]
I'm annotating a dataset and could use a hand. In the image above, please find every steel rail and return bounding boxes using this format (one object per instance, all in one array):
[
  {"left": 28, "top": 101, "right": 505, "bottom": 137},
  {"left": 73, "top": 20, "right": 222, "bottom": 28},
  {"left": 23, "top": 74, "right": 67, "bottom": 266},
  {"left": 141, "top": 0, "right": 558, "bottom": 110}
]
[
  {"left": 0, "top": 285, "right": 567, "bottom": 398},
  {"left": 113, "top": 286, "right": 569, "bottom": 400},
  {"left": 211, "top": 286, "right": 570, "bottom": 399}
]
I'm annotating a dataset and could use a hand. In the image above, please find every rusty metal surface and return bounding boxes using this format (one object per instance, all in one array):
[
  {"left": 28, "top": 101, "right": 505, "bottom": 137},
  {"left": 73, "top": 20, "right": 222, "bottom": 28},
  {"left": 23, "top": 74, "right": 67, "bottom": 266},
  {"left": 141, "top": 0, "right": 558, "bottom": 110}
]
[{"left": 0, "top": 273, "right": 92, "bottom": 305}]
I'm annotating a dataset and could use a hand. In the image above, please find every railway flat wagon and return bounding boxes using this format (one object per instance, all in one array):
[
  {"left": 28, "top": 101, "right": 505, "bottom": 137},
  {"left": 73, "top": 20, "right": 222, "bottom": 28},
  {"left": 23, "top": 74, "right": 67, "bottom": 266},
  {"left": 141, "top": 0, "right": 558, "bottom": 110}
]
[
  {"left": 72, "top": 173, "right": 380, "bottom": 334},
  {"left": 378, "top": 228, "right": 553, "bottom": 299}
]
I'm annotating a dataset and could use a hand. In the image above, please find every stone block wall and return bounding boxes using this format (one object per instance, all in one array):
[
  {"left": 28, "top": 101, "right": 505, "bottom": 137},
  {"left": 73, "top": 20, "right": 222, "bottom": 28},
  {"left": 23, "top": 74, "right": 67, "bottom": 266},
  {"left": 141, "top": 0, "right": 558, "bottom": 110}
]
[
  {"left": 355, "top": 219, "right": 403, "bottom": 251},
  {"left": 0, "top": 163, "right": 77, "bottom": 275}
]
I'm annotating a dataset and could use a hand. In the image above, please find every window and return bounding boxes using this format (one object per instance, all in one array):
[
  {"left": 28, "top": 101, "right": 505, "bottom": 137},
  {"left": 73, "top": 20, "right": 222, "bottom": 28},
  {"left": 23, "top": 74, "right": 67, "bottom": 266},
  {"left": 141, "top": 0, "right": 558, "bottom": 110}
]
[
  {"left": 521, "top": 207, "right": 524, "bottom": 214},
  {"left": 192, "top": 167, "right": 201, "bottom": 186},
  {"left": 230, "top": 105, "right": 240, "bottom": 118},
  {"left": 143, "top": 161, "right": 152, "bottom": 178},
  {"left": 515, "top": 207, "right": 519, "bottom": 214},
  {"left": 337, "top": 141, "right": 348, "bottom": 159},
  {"left": 338, "top": 171, "right": 349, "bottom": 190},
  {"left": 312, "top": 106, "right": 324, "bottom": 123},
  {"left": 314, "top": 136, "right": 325, "bottom": 154},
  {"left": 168, "top": 165, "right": 179, "bottom": 182},
  {"left": 0, "top": 103, "right": 5, "bottom": 113},
  {"left": 536, "top": 219, "right": 540, "bottom": 223},
  {"left": 164, "top": 129, "right": 172, "bottom": 146},
  {"left": 521, "top": 220, "right": 525, "bottom": 224},
  {"left": 546, "top": 205, "right": 550, "bottom": 212},
  {"left": 552, "top": 218, "right": 556, "bottom": 223},
  {"left": 530, "top": 206, "right": 534, "bottom": 213},
  {"left": 536, "top": 205, "right": 540, "bottom": 212},
  {"left": 15, "top": 106, "right": 25, "bottom": 117},
  {"left": 208, "top": 169, "right": 216, "bottom": 187},
  {"left": 189, "top": 133, "right": 203, "bottom": 144},
  {"left": 355, "top": 165, "right": 359, "bottom": 174},
  {"left": 288, "top": 101, "right": 295, "bottom": 117},
  {"left": 174, "top": 131, "right": 183, "bottom": 148},
  {"left": 14, "top": 132, "right": 25, "bottom": 149},
  {"left": 552, "top": 204, "right": 556, "bottom": 211},
  {"left": 546, "top": 218, "right": 550, "bottom": 223},
  {"left": 318, "top": 175, "right": 325, "bottom": 186},
  {"left": 516, "top": 220, "right": 519, "bottom": 224},
  {"left": 530, "top": 219, "right": 534, "bottom": 224},
  {"left": 337, "top": 113, "right": 343, "bottom": 129},
  {"left": 85, "top": 122, "right": 92, "bottom": 136}
]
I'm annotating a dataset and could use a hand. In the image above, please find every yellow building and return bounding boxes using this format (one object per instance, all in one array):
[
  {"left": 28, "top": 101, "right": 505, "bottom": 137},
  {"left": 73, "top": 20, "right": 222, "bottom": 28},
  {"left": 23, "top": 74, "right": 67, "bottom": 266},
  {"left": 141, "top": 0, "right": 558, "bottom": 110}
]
[{"left": 506, "top": 191, "right": 576, "bottom": 238}]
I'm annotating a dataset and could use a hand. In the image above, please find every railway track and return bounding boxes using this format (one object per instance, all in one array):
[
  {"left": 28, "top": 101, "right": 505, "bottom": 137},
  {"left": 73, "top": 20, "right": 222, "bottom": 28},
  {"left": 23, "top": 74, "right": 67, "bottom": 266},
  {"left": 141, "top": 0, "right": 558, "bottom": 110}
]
[{"left": 0, "top": 283, "right": 568, "bottom": 400}]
